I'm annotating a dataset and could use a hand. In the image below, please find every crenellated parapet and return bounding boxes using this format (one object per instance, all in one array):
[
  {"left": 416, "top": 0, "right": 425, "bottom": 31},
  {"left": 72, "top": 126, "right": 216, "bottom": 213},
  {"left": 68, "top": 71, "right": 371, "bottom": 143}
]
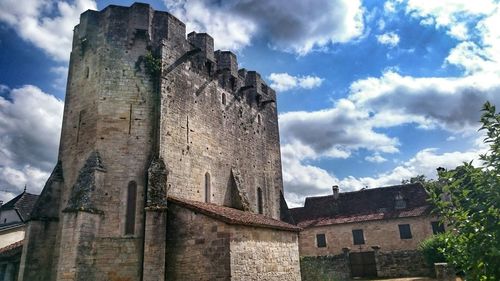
[
  {"left": 74, "top": 2, "right": 276, "bottom": 109},
  {"left": 73, "top": 3, "right": 186, "bottom": 55}
]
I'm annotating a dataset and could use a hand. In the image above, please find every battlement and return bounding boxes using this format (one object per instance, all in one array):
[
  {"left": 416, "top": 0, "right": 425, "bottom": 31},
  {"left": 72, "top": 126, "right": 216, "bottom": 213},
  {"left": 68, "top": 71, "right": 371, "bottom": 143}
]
[
  {"left": 74, "top": 3, "right": 275, "bottom": 106},
  {"left": 74, "top": 3, "right": 186, "bottom": 52},
  {"left": 188, "top": 32, "right": 215, "bottom": 62}
]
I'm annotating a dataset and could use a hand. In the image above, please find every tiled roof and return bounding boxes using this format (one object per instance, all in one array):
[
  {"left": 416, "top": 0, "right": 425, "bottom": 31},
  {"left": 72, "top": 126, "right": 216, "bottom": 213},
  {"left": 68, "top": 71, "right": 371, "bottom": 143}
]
[
  {"left": 168, "top": 196, "right": 301, "bottom": 232},
  {"left": 290, "top": 183, "right": 433, "bottom": 228},
  {"left": 0, "top": 192, "right": 39, "bottom": 221},
  {"left": 0, "top": 240, "right": 23, "bottom": 259}
]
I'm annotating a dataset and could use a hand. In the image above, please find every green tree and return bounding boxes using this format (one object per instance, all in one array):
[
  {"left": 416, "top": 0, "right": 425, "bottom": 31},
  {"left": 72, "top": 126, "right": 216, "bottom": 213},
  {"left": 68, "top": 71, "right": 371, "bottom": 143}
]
[
  {"left": 426, "top": 102, "right": 500, "bottom": 281},
  {"left": 401, "top": 174, "right": 430, "bottom": 185}
]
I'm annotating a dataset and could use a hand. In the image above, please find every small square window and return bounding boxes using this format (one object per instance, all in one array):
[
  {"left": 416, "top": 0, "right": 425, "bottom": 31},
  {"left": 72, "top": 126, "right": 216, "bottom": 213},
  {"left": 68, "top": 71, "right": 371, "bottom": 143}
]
[
  {"left": 399, "top": 224, "right": 412, "bottom": 239},
  {"left": 431, "top": 221, "right": 445, "bottom": 234},
  {"left": 352, "top": 229, "right": 365, "bottom": 245},
  {"left": 316, "top": 233, "right": 326, "bottom": 248}
]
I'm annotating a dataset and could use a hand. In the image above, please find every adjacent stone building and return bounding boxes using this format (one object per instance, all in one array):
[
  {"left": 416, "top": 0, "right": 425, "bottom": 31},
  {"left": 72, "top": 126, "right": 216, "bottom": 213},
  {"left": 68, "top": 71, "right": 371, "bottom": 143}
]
[
  {"left": 18, "top": 3, "right": 301, "bottom": 281},
  {"left": 0, "top": 191, "right": 38, "bottom": 281},
  {"left": 292, "top": 183, "right": 444, "bottom": 279}
]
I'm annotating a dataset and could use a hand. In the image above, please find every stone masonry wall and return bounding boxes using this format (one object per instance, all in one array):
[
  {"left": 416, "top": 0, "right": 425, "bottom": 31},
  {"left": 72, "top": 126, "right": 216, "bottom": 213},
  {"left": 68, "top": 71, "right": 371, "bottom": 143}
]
[
  {"left": 159, "top": 31, "right": 283, "bottom": 219},
  {"left": 299, "top": 255, "right": 350, "bottom": 281},
  {"left": 165, "top": 204, "right": 231, "bottom": 281},
  {"left": 376, "top": 250, "right": 432, "bottom": 277},
  {"left": 17, "top": 221, "right": 58, "bottom": 281},
  {"left": 229, "top": 226, "right": 301, "bottom": 281},
  {"left": 299, "top": 216, "right": 438, "bottom": 256}
]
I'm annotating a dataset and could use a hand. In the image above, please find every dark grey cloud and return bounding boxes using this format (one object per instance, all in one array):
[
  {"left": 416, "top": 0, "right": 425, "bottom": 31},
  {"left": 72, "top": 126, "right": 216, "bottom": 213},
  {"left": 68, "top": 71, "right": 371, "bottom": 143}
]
[
  {"left": 165, "top": 0, "right": 364, "bottom": 54},
  {"left": 279, "top": 99, "right": 399, "bottom": 158},
  {"left": 350, "top": 72, "right": 500, "bottom": 132}
]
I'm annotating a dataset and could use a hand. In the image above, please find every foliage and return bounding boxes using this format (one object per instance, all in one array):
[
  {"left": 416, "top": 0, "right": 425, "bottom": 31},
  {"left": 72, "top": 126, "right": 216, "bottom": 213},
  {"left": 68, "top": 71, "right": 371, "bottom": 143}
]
[
  {"left": 144, "top": 51, "right": 162, "bottom": 78},
  {"left": 402, "top": 174, "right": 430, "bottom": 185},
  {"left": 426, "top": 101, "right": 500, "bottom": 281},
  {"left": 419, "top": 233, "right": 449, "bottom": 267}
]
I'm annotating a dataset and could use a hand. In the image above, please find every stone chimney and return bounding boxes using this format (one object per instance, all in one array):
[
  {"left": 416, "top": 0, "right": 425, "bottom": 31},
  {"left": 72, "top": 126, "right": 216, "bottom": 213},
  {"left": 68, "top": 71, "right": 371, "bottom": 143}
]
[{"left": 332, "top": 185, "right": 339, "bottom": 199}]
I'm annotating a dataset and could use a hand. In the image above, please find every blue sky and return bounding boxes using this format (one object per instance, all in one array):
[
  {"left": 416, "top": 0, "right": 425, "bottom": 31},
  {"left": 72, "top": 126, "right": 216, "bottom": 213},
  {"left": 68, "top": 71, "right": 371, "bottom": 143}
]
[{"left": 1, "top": 0, "right": 499, "bottom": 206}]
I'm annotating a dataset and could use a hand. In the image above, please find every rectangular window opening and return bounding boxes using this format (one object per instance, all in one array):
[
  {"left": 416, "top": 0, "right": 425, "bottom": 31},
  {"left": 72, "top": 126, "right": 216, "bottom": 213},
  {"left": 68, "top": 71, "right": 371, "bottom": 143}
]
[
  {"left": 316, "top": 233, "right": 326, "bottom": 248},
  {"left": 352, "top": 229, "right": 365, "bottom": 245},
  {"left": 431, "top": 221, "right": 445, "bottom": 234},
  {"left": 399, "top": 224, "right": 413, "bottom": 239}
]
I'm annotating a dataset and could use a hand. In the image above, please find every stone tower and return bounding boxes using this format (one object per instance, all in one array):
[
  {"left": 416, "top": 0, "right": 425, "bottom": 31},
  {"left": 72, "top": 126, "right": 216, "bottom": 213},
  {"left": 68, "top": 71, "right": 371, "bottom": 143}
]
[{"left": 18, "top": 3, "right": 299, "bottom": 281}]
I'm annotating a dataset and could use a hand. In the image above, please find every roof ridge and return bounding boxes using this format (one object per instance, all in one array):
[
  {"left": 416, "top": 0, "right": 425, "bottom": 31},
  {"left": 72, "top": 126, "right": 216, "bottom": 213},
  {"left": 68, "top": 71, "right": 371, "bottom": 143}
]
[
  {"left": 168, "top": 196, "right": 301, "bottom": 232},
  {"left": 303, "top": 183, "right": 423, "bottom": 202}
]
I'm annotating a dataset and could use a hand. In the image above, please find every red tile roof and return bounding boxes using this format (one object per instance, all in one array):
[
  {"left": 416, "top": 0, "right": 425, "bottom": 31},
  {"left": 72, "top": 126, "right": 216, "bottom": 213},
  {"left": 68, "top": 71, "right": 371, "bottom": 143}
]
[
  {"left": 0, "top": 240, "right": 23, "bottom": 258},
  {"left": 168, "top": 196, "right": 301, "bottom": 232},
  {"left": 290, "top": 183, "right": 433, "bottom": 228}
]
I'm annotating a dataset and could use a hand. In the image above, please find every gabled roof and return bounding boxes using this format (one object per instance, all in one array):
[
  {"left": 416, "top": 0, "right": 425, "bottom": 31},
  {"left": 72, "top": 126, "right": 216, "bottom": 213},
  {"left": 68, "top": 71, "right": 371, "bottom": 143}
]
[
  {"left": 168, "top": 196, "right": 301, "bottom": 232},
  {"left": 290, "top": 183, "right": 433, "bottom": 228},
  {"left": 0, "top": 192, "right": 39, "bottom": 221}
]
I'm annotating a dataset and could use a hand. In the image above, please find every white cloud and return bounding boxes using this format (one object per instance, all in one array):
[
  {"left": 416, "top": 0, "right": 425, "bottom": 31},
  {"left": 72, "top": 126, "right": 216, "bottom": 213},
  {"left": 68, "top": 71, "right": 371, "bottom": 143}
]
[
  {"left": 0, "top": 85, "right": 63, "bottom": 202},
  {"left": 365, "top": 153, "right": 388, "bottom": 163},
  {"left": 404, "top": 0, "right": 500, "bottom": 76},
  {"left": 284, "top": 145, "right": 485, "bottom": 207},
  {"left": 268, "top": 73, "right": 323, "bottom": 92},
  {"left": 164, "top": 0, "right": 364, "bottom": 55},
  {"left": 349, "top": 71, "right": 500, "bottom": 132},
  {"left": 279, "top": 99, "right": 400, "bottom": 160},
  {"left": 164, "top": 0, "right": 256, "bottom": 51},
  {"left": 339, "top": 147, "right": 483, "bottom": 191},
  {"left": 377, "top": 19, "right": 386, "bottom": 31},
  {"left": 405, "top": 0, "right": 496, "bottom": 28},
  {"left": 376, "top": 32, "right": 400, "bottom": 47},
  {"left": 0, "top": 84, "right": 9, "bottom": 94},
  {"left": 448, "top": 22, "right": 469, "bottom": 40},
  {"left": 281, "top": 144, "right": 338, "bottom": 207},
  {"left": 50, "top": 66, "right": 69, "bottom": 90},
  {"left": 384, "top": 0, "right": 401, "bottom": 14},
  {"left": 0, "top": 0, "right": 97, "bottom": 61}
]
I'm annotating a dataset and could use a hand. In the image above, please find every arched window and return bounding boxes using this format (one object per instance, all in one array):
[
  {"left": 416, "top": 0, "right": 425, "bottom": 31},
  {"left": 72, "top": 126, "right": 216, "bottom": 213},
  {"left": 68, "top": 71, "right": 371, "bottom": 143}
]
[
  {"left": 222, "top": 93, "right": 226, "bottom": 105},
  {"left": 257, "top": 187, "right": 263, "bottom": 214},
  {"left": 125, "top": 181, "right": 137, "bottom": 235},
  {"left": 205, "top": 172, "right": 211, "bottom": 203}
]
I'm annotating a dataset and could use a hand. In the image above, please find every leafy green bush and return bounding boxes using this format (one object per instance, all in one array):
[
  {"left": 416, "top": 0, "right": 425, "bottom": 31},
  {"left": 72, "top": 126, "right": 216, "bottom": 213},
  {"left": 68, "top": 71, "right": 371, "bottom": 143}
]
[{"left": 419, "top": 233, "right": 449, "bottom": 267}]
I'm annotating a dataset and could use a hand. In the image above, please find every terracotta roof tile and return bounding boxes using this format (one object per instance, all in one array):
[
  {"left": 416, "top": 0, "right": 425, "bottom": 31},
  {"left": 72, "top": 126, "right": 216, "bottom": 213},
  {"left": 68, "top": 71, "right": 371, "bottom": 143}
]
[
  {"left": 168, "top": 196, "right": 301, "bottom": 232},
  {"left": 0, "top": 240, "right": 23, "bottom": 258},
  {"left": 291, "top": 183, "right": 433, "bottom": 228}
]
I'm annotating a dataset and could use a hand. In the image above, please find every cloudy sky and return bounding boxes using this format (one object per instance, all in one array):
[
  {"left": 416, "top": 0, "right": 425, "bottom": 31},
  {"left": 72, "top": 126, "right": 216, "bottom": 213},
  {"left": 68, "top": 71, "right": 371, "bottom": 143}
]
[{"left": 0, "top": 0, "right": 498, "bottom": 206}]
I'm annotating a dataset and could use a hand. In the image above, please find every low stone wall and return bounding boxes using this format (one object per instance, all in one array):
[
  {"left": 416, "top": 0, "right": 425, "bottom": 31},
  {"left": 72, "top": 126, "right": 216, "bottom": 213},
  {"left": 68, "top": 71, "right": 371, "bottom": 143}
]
[
  {"left": 300, "top": 255, "right": 350, "bottom": 281},
  {"left": 230, "top": 226, "right": 301, "bottom": 281},
  {"left": 376, "top": 250, "right": 432, "bottom": 277}
]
